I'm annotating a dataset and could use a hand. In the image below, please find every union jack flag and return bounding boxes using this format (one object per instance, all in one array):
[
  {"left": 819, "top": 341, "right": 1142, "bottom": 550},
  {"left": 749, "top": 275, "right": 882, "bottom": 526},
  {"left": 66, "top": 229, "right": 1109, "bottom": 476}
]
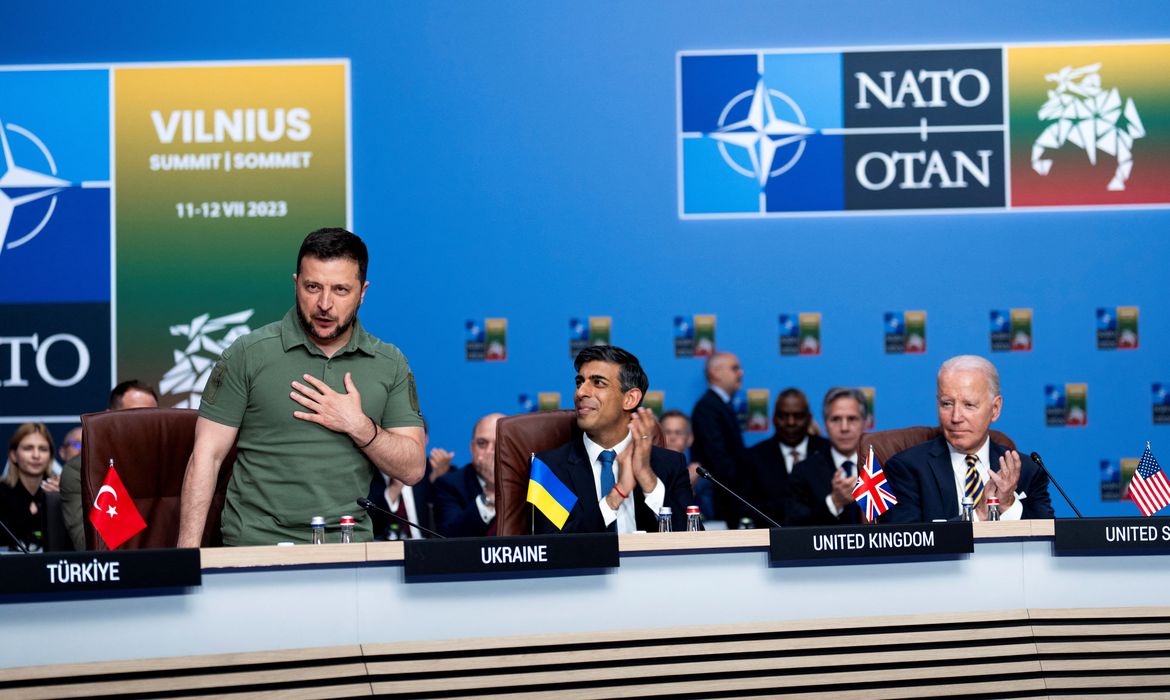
[
  {"left": 853, "top": 445, "right": 898, "bottom": 523},
  {"left": 1129, "top": 443, "right": 1170, "bottom": 517}
]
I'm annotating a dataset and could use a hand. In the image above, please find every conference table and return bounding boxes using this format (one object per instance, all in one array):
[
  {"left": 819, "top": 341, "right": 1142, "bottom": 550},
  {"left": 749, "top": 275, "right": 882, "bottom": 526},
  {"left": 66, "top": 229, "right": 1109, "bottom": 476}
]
[{"left": 2, "top": 521, "right": 1169, "bottom": 698}]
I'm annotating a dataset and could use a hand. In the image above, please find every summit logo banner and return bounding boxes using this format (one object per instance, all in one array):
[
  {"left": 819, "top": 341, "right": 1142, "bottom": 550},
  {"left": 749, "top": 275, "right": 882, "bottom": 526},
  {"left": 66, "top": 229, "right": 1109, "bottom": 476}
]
[
  {"left": 679, "top": 41, "right": 1170, "bottom": 218},
  {"left": 679, "top": 48, "right": 1005, "bottom": 217}
]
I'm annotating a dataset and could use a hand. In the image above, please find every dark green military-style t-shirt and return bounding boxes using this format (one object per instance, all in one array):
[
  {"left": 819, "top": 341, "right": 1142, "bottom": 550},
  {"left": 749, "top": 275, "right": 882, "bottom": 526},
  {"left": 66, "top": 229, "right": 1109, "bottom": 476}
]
[{"left": 199, "top": 308, "right": 423, "bottom": 545}]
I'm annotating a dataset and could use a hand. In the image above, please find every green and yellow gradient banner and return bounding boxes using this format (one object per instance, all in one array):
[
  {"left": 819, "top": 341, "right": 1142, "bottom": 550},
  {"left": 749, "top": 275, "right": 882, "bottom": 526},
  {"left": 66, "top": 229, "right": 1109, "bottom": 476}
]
[{"left": 113, "top": 62, "right": 348, "bottom": 407}]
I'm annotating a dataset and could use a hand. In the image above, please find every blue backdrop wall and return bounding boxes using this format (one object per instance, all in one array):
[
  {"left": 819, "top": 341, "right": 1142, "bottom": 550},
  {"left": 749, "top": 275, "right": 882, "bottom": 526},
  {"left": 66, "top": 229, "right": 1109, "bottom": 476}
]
[{"left": 2, "top": 1, "right": 1169, "bottom": 517}]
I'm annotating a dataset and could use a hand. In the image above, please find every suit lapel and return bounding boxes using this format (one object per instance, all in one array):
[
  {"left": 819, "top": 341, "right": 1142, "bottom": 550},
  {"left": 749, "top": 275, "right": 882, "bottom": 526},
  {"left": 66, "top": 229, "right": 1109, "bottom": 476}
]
[
  {"left": 563, "top": 439, "right": 605, "bottom": 531},
  {"left": 928, "top": 437, "right": 958, "bottom": 517}
]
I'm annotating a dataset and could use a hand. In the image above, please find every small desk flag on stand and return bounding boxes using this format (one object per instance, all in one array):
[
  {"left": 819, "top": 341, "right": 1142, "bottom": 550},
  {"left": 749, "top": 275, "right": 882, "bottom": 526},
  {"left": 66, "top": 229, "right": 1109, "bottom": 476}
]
[
  {"left": 1129, "top": 442, "right": 1170, "bottom": 517},
  {"left": 527, "top": 454, "right": 578, "bottom": 530},
  {"left": 853, "top": 445, "right": 898, "bottom": 523},
  {"left": 88, "top": 460, "right": 147, "bottom": 549}
]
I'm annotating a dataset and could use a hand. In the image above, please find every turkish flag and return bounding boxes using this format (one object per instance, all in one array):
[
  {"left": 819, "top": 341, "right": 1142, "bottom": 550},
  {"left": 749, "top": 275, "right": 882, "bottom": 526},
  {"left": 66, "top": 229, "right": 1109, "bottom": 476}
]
[{"left": 88, "top": 465, "right": 147, "bottom": 550}]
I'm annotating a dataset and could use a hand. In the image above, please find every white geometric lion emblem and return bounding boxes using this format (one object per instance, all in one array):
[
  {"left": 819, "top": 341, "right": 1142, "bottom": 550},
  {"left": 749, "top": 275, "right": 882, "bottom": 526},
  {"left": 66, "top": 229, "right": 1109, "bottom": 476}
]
[
  {"left": 1031, "top": 63, "right": 1145, "bottom": 191},
  {"left": 159, "top": 309, "right": 254, "bottom": 408}
]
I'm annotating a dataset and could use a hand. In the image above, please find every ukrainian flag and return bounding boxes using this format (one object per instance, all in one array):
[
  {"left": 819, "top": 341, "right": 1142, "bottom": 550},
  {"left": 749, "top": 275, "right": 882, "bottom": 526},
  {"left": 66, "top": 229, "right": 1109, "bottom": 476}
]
[{"left": 527, "top": 454, "right": 578, "bottom": 530}]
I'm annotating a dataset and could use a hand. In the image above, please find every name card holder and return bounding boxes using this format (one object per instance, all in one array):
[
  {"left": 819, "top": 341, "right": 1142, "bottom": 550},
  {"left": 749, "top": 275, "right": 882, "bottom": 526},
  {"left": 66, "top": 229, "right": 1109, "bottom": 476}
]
[
  {"left": 1054, "top": 517, "right": 1170, "bottom": 555},
  {"left": 770, "top": 522, "right": 973, "bottom": 566},
  {"left": 404, "top": 533, "right": 618, "bottom": 581},
  {"left": 0, "top": 548, "right": 201, "bottom": 597}
]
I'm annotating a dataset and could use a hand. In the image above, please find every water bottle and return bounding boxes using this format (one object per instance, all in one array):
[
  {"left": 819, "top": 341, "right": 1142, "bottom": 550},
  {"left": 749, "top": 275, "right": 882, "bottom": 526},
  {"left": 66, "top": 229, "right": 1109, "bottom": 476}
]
[
  {"left": 388, "top": 523, "right": 402, "bottom": 541},
  {"left": 737, "top": 517, "right": 756, "bottom": 530},
  {"left": 686, "top": 505, "right": 702, "bottom": 532},
  {"left": 310, "top": 516, "right": 326, "bottom": 544},
  {"left": 987, "top": 497, "right": 1001, "bottom": 522},
  {"left": 961, "top": 496, "right": 974, "bottom": 522},
  {"left": 657, "top": 506, "right": 673, "bottom": 532},
  {"left": 339, "top": 515, "right": 355, "bottom": 544}
]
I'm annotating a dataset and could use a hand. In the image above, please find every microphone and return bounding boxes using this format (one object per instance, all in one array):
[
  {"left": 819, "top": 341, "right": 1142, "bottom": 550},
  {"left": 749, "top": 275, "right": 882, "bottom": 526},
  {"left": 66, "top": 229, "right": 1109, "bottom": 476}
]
[
  {"left": 357, "top": 498, "right": 446, "bottom": 539},
  {"left": 0, "top": 516, "right": 30, "bottom": 554},
  {"left": 1029, "top": 452, "right": 1083, "bottom": 518},
  {"left": 695, "top": 466, "right": 782, "bottom": 529}
]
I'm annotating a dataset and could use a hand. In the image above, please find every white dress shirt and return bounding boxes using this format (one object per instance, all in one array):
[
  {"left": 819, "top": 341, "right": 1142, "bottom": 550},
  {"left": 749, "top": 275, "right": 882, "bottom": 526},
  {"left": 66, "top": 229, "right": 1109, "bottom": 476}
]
[
  {"left": 384, "top": 482, "right": 424, "bottom": 539},
  {"left": 947, "top": 437, "right": 1024, "bottom": 521},
  {"left": 824, "top": 448, "right": 859, "bottom": 517},
  {"left": 780, "top": 436, "right": 810, "bottom": 473},
  {"left": 583, "top": 432, "right": 665, "bottom": 533}
]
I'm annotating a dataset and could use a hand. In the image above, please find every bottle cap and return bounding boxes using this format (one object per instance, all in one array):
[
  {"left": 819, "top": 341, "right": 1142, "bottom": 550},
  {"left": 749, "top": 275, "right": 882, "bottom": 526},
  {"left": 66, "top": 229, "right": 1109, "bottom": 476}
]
[
  {"left": 987, "top": 497, "right": 1000, "bottom": 505},
  {"left": 658, "top": 507, "right": 672, "bottom": 516},
  {"left": 340, "top": 515, "right": 355, "bottom": 525},
  {"left": 962, "top": 496, "right": 974, "bottom": 506},
  {"left": 310, "top": 516, "right": 326, "bottom": 526},
  {"left": 686, "top": 506, "right": 700, "bottom": 515}
]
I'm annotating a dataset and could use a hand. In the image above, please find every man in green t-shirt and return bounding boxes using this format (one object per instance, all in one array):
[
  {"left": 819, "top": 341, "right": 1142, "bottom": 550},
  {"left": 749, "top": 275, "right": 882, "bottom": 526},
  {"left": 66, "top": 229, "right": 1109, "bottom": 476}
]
[{"left": 177, "top": 228, "right": 425, "bottom": 546}]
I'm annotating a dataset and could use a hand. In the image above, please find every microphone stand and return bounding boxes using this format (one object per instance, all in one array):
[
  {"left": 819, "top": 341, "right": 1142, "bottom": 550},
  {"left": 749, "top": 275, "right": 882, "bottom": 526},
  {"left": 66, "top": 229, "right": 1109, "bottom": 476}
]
[{"left": 696, "top": 466, "right": 782, "bottom": 529}]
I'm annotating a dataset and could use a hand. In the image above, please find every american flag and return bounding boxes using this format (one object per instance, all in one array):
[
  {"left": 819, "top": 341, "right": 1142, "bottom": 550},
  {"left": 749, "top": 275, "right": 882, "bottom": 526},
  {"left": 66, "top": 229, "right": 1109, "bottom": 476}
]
[
  {"left": 1129, "top": 443, "right": 1170, "bottom": 517},
  {"left": 853, "top": 445, "right": 898, "bottom": 522}
]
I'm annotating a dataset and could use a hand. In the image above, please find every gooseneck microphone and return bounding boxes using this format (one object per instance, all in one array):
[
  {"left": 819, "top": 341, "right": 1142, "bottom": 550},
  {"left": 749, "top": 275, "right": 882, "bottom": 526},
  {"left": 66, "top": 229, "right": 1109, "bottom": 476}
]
[
  {"left": 695, "top": 466, "right": 782, "bottom": 529},
  {"left": 1029, "top": 452, "right": 1083, "bottom": 518},
  {"left": 357, "top": 498, "right": 447, "bottom": 539},
  {"left": 0, "top": 517, "right": 30, "bottom": 554}
]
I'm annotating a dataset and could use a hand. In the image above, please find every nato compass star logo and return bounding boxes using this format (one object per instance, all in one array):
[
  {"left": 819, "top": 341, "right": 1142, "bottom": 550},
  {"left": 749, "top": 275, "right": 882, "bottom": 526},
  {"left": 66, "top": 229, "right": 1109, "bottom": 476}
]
[
  {"left": 708, "top": 79, "right": 815, "bottom": 187},
  {"left": 0, "top": 118, "right": 109, "bottom": 257}
]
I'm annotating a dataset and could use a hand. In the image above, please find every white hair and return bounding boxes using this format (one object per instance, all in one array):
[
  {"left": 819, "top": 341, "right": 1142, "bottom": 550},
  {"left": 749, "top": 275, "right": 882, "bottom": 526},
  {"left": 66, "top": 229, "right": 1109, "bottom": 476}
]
[{"left": 938, "top": 355, "right": 1000, "bottom": 397}]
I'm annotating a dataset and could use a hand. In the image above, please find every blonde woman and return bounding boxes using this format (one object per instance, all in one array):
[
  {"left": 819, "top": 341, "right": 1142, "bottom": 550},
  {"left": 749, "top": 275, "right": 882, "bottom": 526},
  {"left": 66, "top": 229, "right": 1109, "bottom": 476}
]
[{"left": 1, "top": 422, "right": 57, "bottom": 552}]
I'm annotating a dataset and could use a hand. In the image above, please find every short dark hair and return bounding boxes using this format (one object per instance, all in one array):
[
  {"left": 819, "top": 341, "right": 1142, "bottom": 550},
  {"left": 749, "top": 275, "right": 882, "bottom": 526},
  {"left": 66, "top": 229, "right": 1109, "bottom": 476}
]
[
  {"left": 573, "top": 345, "right": 649, "bottom": 399},
  {"left": 109, "top": 380, "right": 159, "bottom": 409},
  {"left": 774, "top": 387, "right": 810, "bottom": 413},
  {"left": 297, "top": 228, "right": 369, "bottom": 283},
  {"left": 659, "top": 409, "right": 689, "bottom": 423}
]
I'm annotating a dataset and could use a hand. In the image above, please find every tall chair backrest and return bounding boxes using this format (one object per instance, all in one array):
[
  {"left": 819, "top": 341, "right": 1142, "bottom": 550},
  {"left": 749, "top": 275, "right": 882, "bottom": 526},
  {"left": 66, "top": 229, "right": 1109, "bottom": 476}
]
[
  {"left": 80, "top": 408, "right": 236, "bottom": 549},
  {"left": 495, "top": 411, "right": 578, "bottom": 537},
  {"left": 494, "top": 410, "right": 668, "bottom": 536},
  {"left": 860, "top": 426, "right": 1017, "bottom": 469}
]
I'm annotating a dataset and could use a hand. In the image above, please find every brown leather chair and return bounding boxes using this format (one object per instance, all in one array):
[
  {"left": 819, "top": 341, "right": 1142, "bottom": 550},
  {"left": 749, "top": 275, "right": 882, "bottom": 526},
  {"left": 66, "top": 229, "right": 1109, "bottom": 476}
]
[
  {"left": 80, "top": 408, "right": 236, "bottom": 549},
  {"left": 860, "top": 426, "right": 1016, "bottom": 469},
  {"left": 495, "top": 410, "right": 666, "bottom": 536}
]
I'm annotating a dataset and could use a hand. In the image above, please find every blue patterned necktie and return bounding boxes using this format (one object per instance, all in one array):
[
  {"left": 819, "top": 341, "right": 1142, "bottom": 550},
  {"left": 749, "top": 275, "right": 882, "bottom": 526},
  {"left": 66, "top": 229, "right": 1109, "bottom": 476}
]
[{"left": 599, "top": 449, "right": 616, "bottom": 498}]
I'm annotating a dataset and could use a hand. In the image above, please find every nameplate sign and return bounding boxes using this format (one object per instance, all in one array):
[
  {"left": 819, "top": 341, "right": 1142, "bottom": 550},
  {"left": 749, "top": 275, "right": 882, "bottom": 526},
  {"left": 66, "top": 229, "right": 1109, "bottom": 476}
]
[
  {"left": 0, "top": 549, "right": 201, "bottom": 596},
  {"left": 404, "top": 534, "right": 618, "bottom": 580},
  {"left": 1055, "top": 517, "right": 1170, "bottom": 554},
  {"left": 770, "top": 522, "right": 973, "bottom": 564}
]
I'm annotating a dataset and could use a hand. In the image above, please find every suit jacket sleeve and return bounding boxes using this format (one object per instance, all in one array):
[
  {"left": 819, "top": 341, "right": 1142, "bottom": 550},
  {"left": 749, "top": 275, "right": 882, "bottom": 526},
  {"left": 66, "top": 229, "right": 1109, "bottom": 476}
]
[
  {"left": 59, "top": 455, "right": 84, "bottom": 550},
  {"left": 786, "top": 465, "right": 823, "bottom": 526},
  {"left": 1020, "top": 459, "right": 1055, "bottom": 519},
  {"left": 432, "top": 471, "right": 487, "bottom": 537},
  {"left": 691, "top": 399, "right": 743, "bottom": 484},
  {"left": 881, "top": 452, "right": 922, "bottom": 524}
]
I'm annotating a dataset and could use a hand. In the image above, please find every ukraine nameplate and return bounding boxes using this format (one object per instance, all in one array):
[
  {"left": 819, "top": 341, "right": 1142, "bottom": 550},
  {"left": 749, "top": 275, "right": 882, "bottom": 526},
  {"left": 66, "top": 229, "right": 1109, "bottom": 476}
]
[
  {"left": 404, "top": 534, "right": 618, "bottom": 580},
  {"left": 770, "top": 522, "right": 973, "bottom": 564},
  {"left": 0, "top": 548, "right": 201, "bottom": 596},
  {"left": 1054, "top": 517, "right": 1170, "bottom": 554}
]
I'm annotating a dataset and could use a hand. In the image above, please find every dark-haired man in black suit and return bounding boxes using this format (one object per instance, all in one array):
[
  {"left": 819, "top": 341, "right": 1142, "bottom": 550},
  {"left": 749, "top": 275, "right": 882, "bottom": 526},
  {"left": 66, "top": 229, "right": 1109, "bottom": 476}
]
[
  {"left": 788, "top": 388, "right": 866, "bottom": 525},
  {"left": 533, "top": 346, "right": 690, "bottom": 534}
]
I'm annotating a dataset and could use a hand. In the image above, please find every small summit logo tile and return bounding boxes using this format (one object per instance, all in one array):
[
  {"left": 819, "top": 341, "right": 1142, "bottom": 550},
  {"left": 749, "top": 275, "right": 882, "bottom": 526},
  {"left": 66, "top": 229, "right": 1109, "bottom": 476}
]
[
  {"left": 1046, "top": 383, "right": 1088, "bottom": 427},
  {"left": 518, "top": 392, "right": 560, "bottom": 413},
  {"left": 466, "top": 318, "right": 507, "bottom": 361},
  {"left": 990, "top": 309, "right": 1032, "bottom": 352},
  {"left": 569, "top": 316, "right": 611, "bottom": 357},
  {"left": 779, "top": 312, "right": 821, "bottom": 356},
  {"left": 885, "top": 311, "right": 926, "bottom": 354},
  {"left": 1096, "top": 306, "right": 1138, "bottom": 350},
  {"left": 1153, "top": 383, "right": 1170, "bottom": 425},
  {"left": 747, "top": 389, "right": 770, "bottom": 432},
  {"left": 674, "top": 314, "right": 716, "bottom": 358}
]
